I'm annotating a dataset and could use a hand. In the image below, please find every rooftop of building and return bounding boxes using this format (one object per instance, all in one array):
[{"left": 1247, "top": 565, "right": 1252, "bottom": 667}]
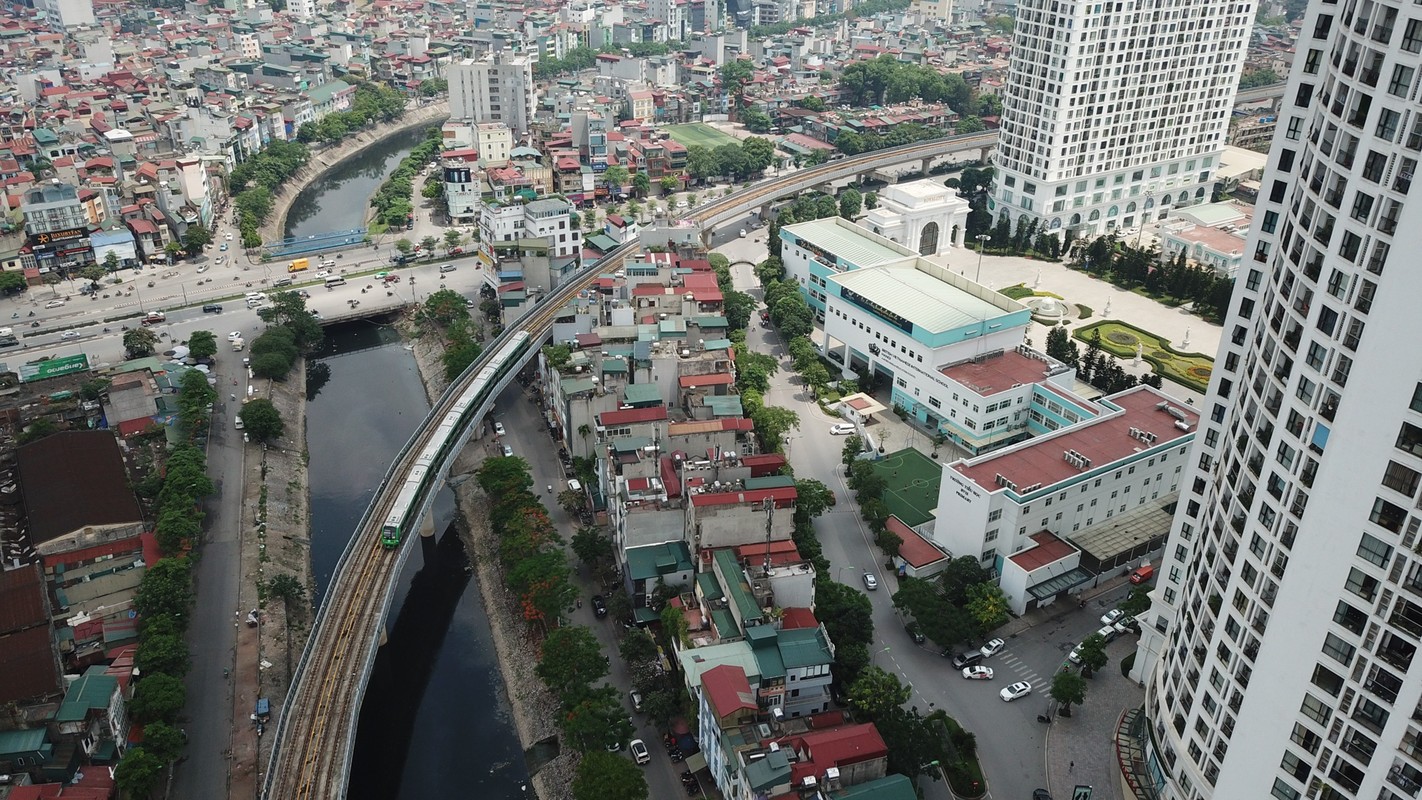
[
  {"left": 953, "top": 385, "right": 1200, "bottom": 493},
  {"left": 940, "top": 347, "right": 1065, "bottom": 396},
  {"left": 885, "top": 516, "right": 948, "bottom": 568},
  {"left": 782, "top": 216, "right": 915, "bottom": 268},
  {"left": 17, "top": 431, "right": 142, "bottom": 547},
  {"left": 829, "top": 259, "right": 1025, "bottom": 335},
  {"left": 1008, "top": 531, "right": 1076, "bottom": 571}
]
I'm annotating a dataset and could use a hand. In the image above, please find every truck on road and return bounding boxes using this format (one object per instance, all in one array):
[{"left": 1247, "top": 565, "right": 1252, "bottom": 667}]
[
  {"left": 232, "top": 337, "right": 245, "bottom": 351},
  {"left": 288, "top": 257, "right": 310, "bottom": 273}
]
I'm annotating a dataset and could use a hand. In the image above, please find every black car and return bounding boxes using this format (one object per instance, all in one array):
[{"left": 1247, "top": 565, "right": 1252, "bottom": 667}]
[
  {"left": 905, "top": 622, "right": 925, "bottom": 644},
  {"left": 202, "top": 304, "right": 223, "bottom": 313},
  {"left": 1033, "top": 790, "right": 1053, "bottom": 800},
  {"left": 592, "top": 595, "right": 608, "bottom": 618}
]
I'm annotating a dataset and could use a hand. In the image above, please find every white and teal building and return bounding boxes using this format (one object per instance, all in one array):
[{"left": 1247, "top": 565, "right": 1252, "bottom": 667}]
[
  {"left": 779, "top": 217, "right": 917, "bottom": 320},
  {"left": 820, "top": 257, "right": 1087, "bottom": 456}
]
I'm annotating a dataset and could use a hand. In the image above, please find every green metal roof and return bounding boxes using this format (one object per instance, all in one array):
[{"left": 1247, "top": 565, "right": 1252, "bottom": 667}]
[
  {"left": 703, "top": 338, "right": 734, "bottom": 350},
  {"left": 743, "top": 749, "right": 791, "bottom": 790},
  {"left": 784, "top": 216, "right": 914, "bottom": 268},
  {"left": 703, "top": 395, "right": 744, "bottom": 417},
  {"left": 586, "top": 233, "right": 620, "bottom": 251},
  {"left": 830, "top": 263, "right": 1022, "bottom": 334},
  {"left": 776, "top": 627, "right": 832, "bottom": 669},
  {"left": 691, "top": 315, "right": 728, "bottom": 328},
  {"left": 57, "top": 669, "right": 116, "bottom": 723},
  {"left": 836, "top": 775, "right": 919, "bottom": 800},
  {"left": 696, "top": 571, "right": 724, "bottom": 601},
  {"left": 745, "top": 476, "right": 795, "bottom": 489},
  {"left": 559, "top": 377, "right": 597, "bottom": 395},
  {"left": 602, "top": 357, "right": 628, "bottom": 374},
  {"left": 0, "top": 727, "right": 47, "bottom": 756},
  {"left": 623, "top": 383, "right": 662, "bottom": 405},
  {"left": 625, "top": 541, "right": 693, "bottom": 581},
  {"left": 714, "top": 549, "right": 764, "bottom": 627},
  {"left": 611, "top": 436, "right": 653, "bottom": 453}
]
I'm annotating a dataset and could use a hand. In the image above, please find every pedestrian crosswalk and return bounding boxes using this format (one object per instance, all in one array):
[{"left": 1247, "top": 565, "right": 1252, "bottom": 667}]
[{"left": 996, "top": 653, "right": 1044, "bottom": 690}]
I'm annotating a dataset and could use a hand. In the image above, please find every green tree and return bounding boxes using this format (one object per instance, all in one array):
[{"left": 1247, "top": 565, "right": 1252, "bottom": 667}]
[
  {"left": 240, "top": 398, "right": 285, "bottom": 442},
  {"left": 135, "top": 557, "right": 192, "bottom": 622},
  {"left": 864, "top": 192, "right": 878, "bottom": 210},
  {"left": 123, "top": 327, "right": 160, "bottom": 359},
  {"left": 751, "top": 404, "right": 799, "bottom": 451},
  {"left": 632, "top": 172, "right": 651, "bottom": 197},
  {"left": 741, "top": 106, "right": 772, "bottom": 133},
  {"left": 660, "top": 604, "right": 690, "bottom": 649},
  {"left": 140, "top": 720, "right": 186, "bottom": 763},
  {"left": 572, "top": 750, "right": 649, "bottom": 800},
  {"left": 848, "top": 665, "right": 911, "bottom": 720},
  {"left": 659, "top": 175, "right": 679, "bottom": 194},
  {"left": 558, "top": 488, "right": 585, "bottom": 513},
  {"left": 571, "top": 526, "right": 612, "bottom": 567},
  {"left": 964, "top": 582, "right": 1011, "bottom": 633},
  {"left": 116, "top": 749, "right": 165, "bottom": 798},
  {"left": 442, "top": 320, "right": 483, "bottom": 382},
  {"left": 257, "top": 291, "right": 323, "bottom": 349},
  {"left": 604, "top": 165, "right": 630, "bottom": 190},
  {"left": 267, "top": 573, "right": 307, "bottom": 624},
  {"left": 1238, "top": 67, "right": 1281, "bottom": 89},
  {"left": 839, "top": 187, "right": 862, "bottom": 219},
  {"left": 1075, "top": 633, "right": 1110, "bottom": 677},
  {"left": 1050, "top": 669, "right": 1088, "bottom": 716},
  {"left": 394, "top": 238, "right": 414, "bottom": 256},
  {"left": 955, "top": 115, "right": 986, "bottom": 134},
  {"left": 187, "top": 330, "right": 218, "bottom": 360},
  {"left": 1120, "top": 585, "right": 1153, "bottom": 616},
  {"left": 536, "top": 625, "right": 610, "bottom": 699},
  {"left": 793, "top": 479, "right": 834, "bottom": 519},
  {"left": 561, "top": 685, "right": 635, "bottom": 752},
  {"left": 422, "top": 289, "right": 470, "bottom": 326},
  {"left": 420, "top": 235, "right": 439, "bottom": 255},
  {"left": 129, "top": 673, "right": 187, "bottom": 723},
  {"left": 842, "top": 435, "right": 865, "bottom": 467},
  {"left": 619, "top": 628, "right": 658, "bottom": 663},
  {"left": 939, "top": 556, "right": 990, "bottom": 606},
  {"left": 443, "top": 229, "right": 464, "bottom": 252},
  {"left": 136, "top": 632, "right": 190, "bottom": 675},
  {"left": 735, "top": 350, "right": 779, "bottom": 393},
  {"left": 182, "top": 225, "right": 212, "bottom": 252}
]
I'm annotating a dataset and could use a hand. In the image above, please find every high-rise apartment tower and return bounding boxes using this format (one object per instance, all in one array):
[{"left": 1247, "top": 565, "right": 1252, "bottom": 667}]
[
  {"left": 450, "top": 53, "right": 536, "bottom": 135},
  {"left": 1134, "top": 1, "right": 1422, "bottom": 799},
  {"left": 990, "top": 0, "right": 1255, "bottom": 239}
]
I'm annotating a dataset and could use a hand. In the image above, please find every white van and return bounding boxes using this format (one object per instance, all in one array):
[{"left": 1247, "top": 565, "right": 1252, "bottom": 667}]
[
  {"left": 439, "top": 263, "right": 457, "bottom": 273},
  {"left": 319, "top": 259, "right": 337, "bottom": 268},
  {"left": 234, "top": 415, "right": 244, "bottom": 430},
  {"left": 324, "top": 276, "right": 346, "bottom": 288}
]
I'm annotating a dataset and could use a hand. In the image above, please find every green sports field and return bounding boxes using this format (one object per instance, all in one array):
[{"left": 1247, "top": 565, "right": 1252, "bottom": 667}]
[
  {"left": 665, "top": 123, "right": 740, "bottom": 150},
  {"left": 871, "top": 448, "right": 942, "bottom": 527}
]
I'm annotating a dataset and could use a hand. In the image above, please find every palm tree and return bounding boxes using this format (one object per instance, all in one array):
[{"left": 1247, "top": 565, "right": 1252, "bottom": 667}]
[{"left": 578, "top": 423, "right": 592, "bottom": 451}]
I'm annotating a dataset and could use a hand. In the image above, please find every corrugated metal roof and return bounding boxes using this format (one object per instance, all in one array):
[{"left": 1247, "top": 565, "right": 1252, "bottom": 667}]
[
  {"left": 831, "top": 264, "right": 1011, "bottom": 333},
  {"left": 784, "top": 217, "right": 915, "bottom": 268}
]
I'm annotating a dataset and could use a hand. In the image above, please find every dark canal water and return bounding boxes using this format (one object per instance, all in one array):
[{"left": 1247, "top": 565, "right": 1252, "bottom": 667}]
[
  {"left": 283, "top": 126, "right": 428, "bottom": 239},
  {"left": 295, "top": 142, "right": 531, "bottom": 799}
]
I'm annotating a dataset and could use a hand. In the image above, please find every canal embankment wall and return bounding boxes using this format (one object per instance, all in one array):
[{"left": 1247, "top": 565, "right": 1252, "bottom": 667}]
[{"left": 265, "top": 101, "right": 450, "bottom": 243}]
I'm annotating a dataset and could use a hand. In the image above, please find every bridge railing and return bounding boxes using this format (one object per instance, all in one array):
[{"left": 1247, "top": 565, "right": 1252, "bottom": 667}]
[{"left": 261, "top": 133, "right": 990, "bottom": 798}]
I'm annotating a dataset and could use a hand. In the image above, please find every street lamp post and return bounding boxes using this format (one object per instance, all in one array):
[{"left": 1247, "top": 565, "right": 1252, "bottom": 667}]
[{"left": 975, "top": 234, "right": 991, "bottom": 283}]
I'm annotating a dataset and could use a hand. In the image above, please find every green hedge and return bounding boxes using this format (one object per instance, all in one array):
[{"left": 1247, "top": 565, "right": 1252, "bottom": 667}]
[{"left": 1074, "top": 320, "right": 1213, "bottom": 393}]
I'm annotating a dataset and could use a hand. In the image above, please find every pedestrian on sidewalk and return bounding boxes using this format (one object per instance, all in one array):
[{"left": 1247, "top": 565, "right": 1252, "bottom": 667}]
[{"left": 1069, "top": 761, "right": 1074, "bottom": 773}]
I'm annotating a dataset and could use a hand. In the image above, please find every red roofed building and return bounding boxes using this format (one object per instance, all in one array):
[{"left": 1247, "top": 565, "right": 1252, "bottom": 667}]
[
  {"left": 0, "top": 563, "right": 61, "bottom": 706},
  {"left": 783, "top": 723, "right": 890, "bottom": 787},
  {"left": 701, "top": 664, "right": 758, "bottom": 722}
]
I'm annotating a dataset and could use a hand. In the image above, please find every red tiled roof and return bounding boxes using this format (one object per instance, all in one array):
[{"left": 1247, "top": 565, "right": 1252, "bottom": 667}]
[
  {"left": 779, "top": 607, "right": 819, "bottom": 629},
  {"left": 678, "top": 372, "right": 733, "bottom": 388},
  {"left": 887, "top": 516, "right": 947, "bottom": 568},
  {"left": 734, "top": 538, "right": 803, "bottom": 567},
  {"left": 785, "top": 723, "right": 888, "bottom": 783},
  {"left": 739, "top": 453, "right": 787, "bottom": 476},
  {"left": 574, "top": 332, "right": 602, "bottom": 348},
  {"left": 940, "top": 348, "right": 1060, "bottom": 396},
  {"left": 1008, "top": 531, "right": 1076, "bottom": 572},
  {"left": 599, "top": 406, "right": 668, "bottom": 426},
  {"left": 0, "top": 623, "right": 59, "bottom": 705},
  {"left": 701, "top": 664, "right": 757, "bottom": 718},
  {"left": 0, "top": 561, "right": 47, "bottom": 632},
  {"left": 954, "top": 386, "right": 1199, "bottom": 491},
  {"left": 691, "top": 487, "right": 796, "bottom": 508},
  {"left": 660, "top": 455, "right": 682, "bottom": 498}
]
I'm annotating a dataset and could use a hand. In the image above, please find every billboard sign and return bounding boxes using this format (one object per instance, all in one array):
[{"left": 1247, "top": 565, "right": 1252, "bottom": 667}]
[{"left": 20, "top": 353, "right": 90, "bottom": 382}]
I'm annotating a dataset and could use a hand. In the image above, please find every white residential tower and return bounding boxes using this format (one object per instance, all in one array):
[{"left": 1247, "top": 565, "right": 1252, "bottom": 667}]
[
  {"left": 1132, "top": 0, "right": 1422, "bottom": 799},
  {"left": 991, "top": 0, "right": 1255, "bottom": 239}
]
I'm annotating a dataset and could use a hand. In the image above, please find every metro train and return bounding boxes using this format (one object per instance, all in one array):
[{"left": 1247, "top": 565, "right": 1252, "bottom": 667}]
[{"left": 380, "top": 330, "right": 533, "bottom": 547}]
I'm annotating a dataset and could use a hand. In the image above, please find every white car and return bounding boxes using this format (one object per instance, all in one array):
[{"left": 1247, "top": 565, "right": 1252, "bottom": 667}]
[
  {"left": 493, "top": 421, "right": 506, "bottom": 436},
  {"left": 738, "top": 228, "right": 747, "bottom": 237},
  {"left": 1101, "top": 609, "right": 1125, "bottom": 626},
  {"left": 862, "top": 572, "right": 878, "bottom": 591},
  {"left": 59, "top": 329, "right": 79, "bottom": 340},
  {"left": 502, "top": 444, "right": 514, "bottom": 457},
  {"left": 44, "top": 300, "right": 65, "bottom": 309},
  {"left": 228, "top": 331, "right": 243, "bottom": 342},
  {"left": 962, "top": 666, "right": 995, "bottom": 680},
  {"left": 1000, "top": 681, "right": 1033, "bottom": 702},
  {"left": 225, "top": 232, "right": 234, "bottom": 240},
  {"left": 315, "top": 270, "right": 330, "bottom": 279},
  {"left": 980, "top": 638, "right": 1005, "bottom": 658},
  {"left": 197, "top": 264, "right": 210, "bottom": 273},
  {"left": 629, "top": 738, "right": 650, "bottom": 765},
  {"left": 830, "top": 422, "right": 857, "bottom": 435}
]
